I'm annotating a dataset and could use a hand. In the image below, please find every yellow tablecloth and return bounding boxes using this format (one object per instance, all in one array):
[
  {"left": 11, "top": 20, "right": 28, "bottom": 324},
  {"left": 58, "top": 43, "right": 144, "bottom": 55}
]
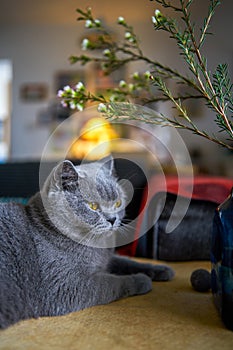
[{"left": 1, "top": 259, "right": 233, "bottom": 350}]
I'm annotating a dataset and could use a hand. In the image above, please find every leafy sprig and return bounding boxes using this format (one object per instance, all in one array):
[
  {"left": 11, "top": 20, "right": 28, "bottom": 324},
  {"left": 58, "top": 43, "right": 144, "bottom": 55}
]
[{"left": 58, "top": 0, "right": 233, "bottom": 150}]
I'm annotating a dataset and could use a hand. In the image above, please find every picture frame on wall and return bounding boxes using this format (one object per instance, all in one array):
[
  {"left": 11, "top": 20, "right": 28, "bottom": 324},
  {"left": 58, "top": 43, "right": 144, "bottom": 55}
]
[{"left": 20, "top": 83, "right": 48, "bottom": 102}]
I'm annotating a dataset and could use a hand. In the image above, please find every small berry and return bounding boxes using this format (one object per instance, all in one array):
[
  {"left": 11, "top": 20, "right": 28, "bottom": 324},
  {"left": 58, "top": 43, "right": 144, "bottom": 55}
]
[{"left": 190, "top": 269, "right": 211, "bottom": 292}]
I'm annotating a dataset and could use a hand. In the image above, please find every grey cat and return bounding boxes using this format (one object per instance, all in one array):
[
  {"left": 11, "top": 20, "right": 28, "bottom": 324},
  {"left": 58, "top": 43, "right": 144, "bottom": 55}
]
[{"left": 0, "top": 157, "right": 174, "bottom": 329}]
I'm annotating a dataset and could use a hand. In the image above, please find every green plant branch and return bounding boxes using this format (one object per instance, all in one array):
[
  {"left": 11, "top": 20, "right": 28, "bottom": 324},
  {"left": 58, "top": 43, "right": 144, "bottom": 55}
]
[
  {"left": 180, "top": 0, "right": 233, "bottom": 135},
  {"left": 101, "top": 101, "right": 233, "bottom": 150},
  {"left": 154, "top": 0, "right": 182, "bottom": 12},
  {"left": 57, "top": 0, "right": 233, "bottom": 150},
  {"left": 199, "top": 0, "right": 220, "bottom": 47}
]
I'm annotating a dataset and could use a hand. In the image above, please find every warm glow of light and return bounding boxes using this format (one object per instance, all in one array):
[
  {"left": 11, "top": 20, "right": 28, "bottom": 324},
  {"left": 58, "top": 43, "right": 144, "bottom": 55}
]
[{"left": 68, "top": 117, "right": 119, "bottom": 160}]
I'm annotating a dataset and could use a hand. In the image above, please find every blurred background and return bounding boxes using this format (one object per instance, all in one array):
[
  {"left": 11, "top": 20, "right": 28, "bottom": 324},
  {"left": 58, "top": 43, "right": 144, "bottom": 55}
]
[{"left": 0, "top": 0, "right": 232, "bottom": 175}]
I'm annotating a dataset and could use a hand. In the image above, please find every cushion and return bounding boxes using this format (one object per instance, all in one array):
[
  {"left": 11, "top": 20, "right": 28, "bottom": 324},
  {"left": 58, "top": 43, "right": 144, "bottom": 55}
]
[
  {"left": 149, "top": 192, "right": 217, "bottom": 260},
  {"left": 134, "top": 175, "right": 233, "bottom": 260}
]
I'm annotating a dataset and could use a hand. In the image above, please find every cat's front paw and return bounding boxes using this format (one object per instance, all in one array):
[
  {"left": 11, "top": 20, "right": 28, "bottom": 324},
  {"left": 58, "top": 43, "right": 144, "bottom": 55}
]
[
  {"left": 149, "top": 265, "right": 175, "bottom": 281},
  {"left": 132, "top": 273, "right": 152, "bottom": 295}
]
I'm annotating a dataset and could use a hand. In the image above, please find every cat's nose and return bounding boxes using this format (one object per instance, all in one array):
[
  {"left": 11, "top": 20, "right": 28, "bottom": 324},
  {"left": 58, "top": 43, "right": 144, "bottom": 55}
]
[{"left": 107, "top": 217, "right": 116, "bottom": 226}]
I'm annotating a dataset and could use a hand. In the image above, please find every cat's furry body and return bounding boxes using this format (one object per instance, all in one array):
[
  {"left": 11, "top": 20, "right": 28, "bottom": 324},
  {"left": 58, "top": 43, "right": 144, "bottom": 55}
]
[{"left": 0, "top": 158, "right": 174, "bottom": 329}]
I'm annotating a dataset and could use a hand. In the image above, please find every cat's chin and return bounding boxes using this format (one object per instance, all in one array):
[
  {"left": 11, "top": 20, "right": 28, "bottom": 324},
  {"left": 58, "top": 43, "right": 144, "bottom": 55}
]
[
  {"left": 93, "top": 221, "right": 122, "bottom": 233},
  {"left": 57, "top": 221, "right": 123, "bottom": 248},
  {"left": 100, "top": 225, "right": 122, "bottom": 235},
  {"left": 93, "top": 227, "right": 118, "bottom": 237},
  {"left": 67, "top": 231, "right": 118, "bottom": 248},
  {"left": 85, "top": 227, "right": 120, "bottom": 247}
]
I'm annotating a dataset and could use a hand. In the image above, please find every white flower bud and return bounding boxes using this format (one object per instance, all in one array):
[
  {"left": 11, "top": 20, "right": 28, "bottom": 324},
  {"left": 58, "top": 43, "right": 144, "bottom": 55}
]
[
  {"left": 94, "top": 19, "right": 101, "bottom": 27},
  {"left": 64, "top": 85, "right": 71, "bottom": 92},
  {"left": 144, "top": 71, "right": 151, "bottom": 79},
  {"left": 75, "top": 82, "right": 85, "bottom": 91},
  {"left": 152, "top": 16, "right": 157, "bottom": 25},
  {"left": 129, "top": 83, "right": 135, "bottom": 91},
  {"left": 98, "top": 103, "right": 108, "bottom": 113},
  {"left": 118, "top": 16, "right": 125, "bottom": 24},
  {"left": 77, "top": 103, "right": 84, "bottom": 111},
  {"left": 57, "top": 90, "right": 64, "bottom": 97},
  {"left": 85, "top": 20, "right": 93, "bottom": 28},
  {"left": 70, "top": 102, "right": 76, "bottom": 110},
  {"left": 125, "top": 32, "right": 132, "bottom": 39},
  {"left": 132, "top": 72, "right": 139, "bottom": 79},
  {"left": 103, "top": 49, "right": 111, "bottom": 57},
  {"left": 81, "top": 38, "right": 90, "bottom": 50},
  {"left": 155, "top": 9, "right": 161, "bottom": 17},
  {"left": 61, "top": 101, "right": 68, "bottom": 108},
  {"left": 119, "top": 80, "right": 127, "bottom": 88}
]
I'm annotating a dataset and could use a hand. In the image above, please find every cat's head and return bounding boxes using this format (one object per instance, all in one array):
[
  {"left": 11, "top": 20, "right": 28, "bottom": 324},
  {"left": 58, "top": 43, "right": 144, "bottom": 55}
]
[{"left": 41, "top": 156, "right": 128, "bottom": 247}]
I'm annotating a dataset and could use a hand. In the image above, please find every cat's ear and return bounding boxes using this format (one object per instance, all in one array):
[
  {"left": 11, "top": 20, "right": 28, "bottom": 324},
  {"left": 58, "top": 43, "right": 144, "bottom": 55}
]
[
  {"left": 55, "top": 160, "right": 79, "bottom": 191},
  {"left": 100, "top": 155, "right": 116, "bottom": 176}
]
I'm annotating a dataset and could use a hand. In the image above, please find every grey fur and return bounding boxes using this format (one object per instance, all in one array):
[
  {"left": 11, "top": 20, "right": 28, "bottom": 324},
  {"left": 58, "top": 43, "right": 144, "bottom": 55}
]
[{"left": 0, "top": 158, "right": 174, "bottom": 329}]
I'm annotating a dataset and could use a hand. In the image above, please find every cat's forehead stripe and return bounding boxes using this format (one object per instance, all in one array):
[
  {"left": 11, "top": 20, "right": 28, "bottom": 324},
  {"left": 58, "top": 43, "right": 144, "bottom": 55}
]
[{"left": 96, "top": 179, "right": 118, "bottom": 201}]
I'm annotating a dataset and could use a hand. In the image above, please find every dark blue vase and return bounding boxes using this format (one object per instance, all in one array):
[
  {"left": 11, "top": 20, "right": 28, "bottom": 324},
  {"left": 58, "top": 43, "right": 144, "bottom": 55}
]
[{"left": 211, "top": 187, "right": 233, "bottom": 330}]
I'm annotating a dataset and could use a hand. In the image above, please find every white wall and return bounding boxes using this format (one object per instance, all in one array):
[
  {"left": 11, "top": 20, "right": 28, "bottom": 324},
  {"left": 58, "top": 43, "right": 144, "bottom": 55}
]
[{"left": 0, "top": 23, "right": 82, "bottom": 159}]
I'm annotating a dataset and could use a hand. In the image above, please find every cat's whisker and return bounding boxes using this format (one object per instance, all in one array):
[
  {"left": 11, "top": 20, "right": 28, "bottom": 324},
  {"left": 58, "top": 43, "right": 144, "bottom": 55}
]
[
  {"left": 121, "top": 220, "right": 136, "bottom": 230},
  {"left": 80, "top": 230, "right": 97, "bottom": 247},
  {"left": 117, "top": 221, "right": 138, "bottom": 243}
]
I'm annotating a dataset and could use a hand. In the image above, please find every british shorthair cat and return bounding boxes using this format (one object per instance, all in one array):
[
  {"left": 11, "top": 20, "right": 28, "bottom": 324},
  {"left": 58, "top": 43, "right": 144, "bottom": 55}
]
[{"left": 0, "top": 157, "right": 174, "bottom": 329}]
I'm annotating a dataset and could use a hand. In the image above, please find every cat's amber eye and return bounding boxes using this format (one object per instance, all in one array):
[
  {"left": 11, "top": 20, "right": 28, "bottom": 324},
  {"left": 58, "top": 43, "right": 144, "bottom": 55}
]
[
  {"left": 115, "top": 199, "right": 122, "bottom": 208},
  {"left": 88, "top": 202, "right": 99, "bottom": 211}
]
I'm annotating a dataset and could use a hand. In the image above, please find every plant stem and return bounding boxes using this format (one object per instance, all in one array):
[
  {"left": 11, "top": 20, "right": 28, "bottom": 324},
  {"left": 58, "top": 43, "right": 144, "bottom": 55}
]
[{"left": 182, "top": 2, "right": 233, "bottom": 135}]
